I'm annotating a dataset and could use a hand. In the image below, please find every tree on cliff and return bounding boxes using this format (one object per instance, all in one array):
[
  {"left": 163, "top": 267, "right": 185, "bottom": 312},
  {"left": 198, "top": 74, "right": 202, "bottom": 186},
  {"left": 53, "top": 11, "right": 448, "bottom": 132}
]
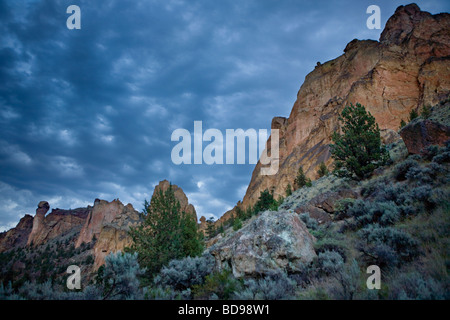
[
  {"left": 330, "top": 103, "right": 388, "bottom": 180},
  {"left": 127, "top": 184, "right": 203, "bottom": 277}
]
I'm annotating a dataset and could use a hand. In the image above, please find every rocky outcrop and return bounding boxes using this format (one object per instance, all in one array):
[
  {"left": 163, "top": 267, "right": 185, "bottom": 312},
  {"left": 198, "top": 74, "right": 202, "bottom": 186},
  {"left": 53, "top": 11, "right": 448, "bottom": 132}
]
[
  {"left": 27, "top": 201, "right": 89, "bottom": 246},
  {"left": 0, "top": 215, "right": 34, "bottom": 252},
  {"left": 208, "top": 210, "right": 316, "bottom": 278},
  {"left": 400, "top": 102, "right": 450, "bottom": 154},
  {"left": 152, "top": 180, "right": 198, "bottom": 221},
  {"left": 74, "top": 199, "right": 142, "bottom": 269},
  {"left": 237, "top": 4, "right": 450, "bottom": 214}
]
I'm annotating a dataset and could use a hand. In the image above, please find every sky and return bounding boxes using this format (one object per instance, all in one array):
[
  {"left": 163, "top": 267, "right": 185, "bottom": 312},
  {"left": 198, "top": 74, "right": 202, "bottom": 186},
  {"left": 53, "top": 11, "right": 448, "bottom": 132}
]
[{"left": 1, "top": 0, "right": 449, "bottom": 231}]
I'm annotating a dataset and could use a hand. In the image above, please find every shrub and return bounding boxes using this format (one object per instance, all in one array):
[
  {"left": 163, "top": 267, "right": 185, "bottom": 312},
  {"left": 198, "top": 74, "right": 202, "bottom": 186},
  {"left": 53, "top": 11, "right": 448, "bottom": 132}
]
[
  {"left": 317, "top": 250, "right": 344, "bottom": 276},
  {"left": 153, "top": 255, "right": 214, "bottom": 292},
  {"left": 405, "top": 166, "right": 435, "bottom": 184},
  {"left": 314, "top": 238, "right": 348, "bottom": 262},
  {"left": 145, "top": 286, "right": 191, "bottom": 300},
  {"left": 99, "top": 251, "right": 146, "bottom": 300},
  {"left": 192, "top": 268, "right": 241, "bottom": 300},
  {"left": 433, "top": 152, "right": 450, "bottom": 164},
  {"left": 423, "top": 145, "right": 440, "bottom": 161},
  {"left": 330, "top": 259, "right": 361, "bottom": 300},
  {"left": 347, "top": 200, "right": 400, "bottom": 228},
  {"left": 233, "top": 272, "right": 297, "bottom": 300},
  {"left": 357, "top": 225, "right": 419, "bottom": 267},
  {"left": 389, "top": 272, "right": 448, "bottom": 300},
  {"left": 299, "top": 213, "right": 318, "bottom": 231},
  {"left": 393, "top": 158, "right": 419, "bottom": 181},
  {"left": 317, "top": 162, "right": 329, "bottom": 178}
]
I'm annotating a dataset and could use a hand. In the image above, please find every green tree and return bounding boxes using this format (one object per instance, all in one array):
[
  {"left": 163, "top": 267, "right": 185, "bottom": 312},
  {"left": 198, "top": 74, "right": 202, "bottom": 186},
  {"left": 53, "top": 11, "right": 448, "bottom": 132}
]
[
  {"left": 421, "top": 105, "right": 431, "bottom": 119},
  {"left": 181, "top": 213, "right": 204, "bottom": 258},
  {"left": 317, "top": 162, "right": 329, "bottom": 178},
  {"left": 285, "top": 183, "right": 293, "bottom": 197},
  {"left": 233, "top": 217, "right": 242, "bottom": 231},
  {"left": 127, "top": 184, "right": 202, "bottom": 277},
  {"left": 254, "top": 189, "right": 276, "bottom": 213},
  {"left": 409, "top": 108, "right": 419, "bottom": 122},
  {"left": 399, "top": 119, "right": 406, "bottom": 130},
  {"left": 206, "top": 217, "right": 216, "bottom": 239},
  {"left": 294, "top": 166, "right": 311, "bottom": 189},
  {"left": 330, "top": 103, "right": 388, "bottom": 180}
]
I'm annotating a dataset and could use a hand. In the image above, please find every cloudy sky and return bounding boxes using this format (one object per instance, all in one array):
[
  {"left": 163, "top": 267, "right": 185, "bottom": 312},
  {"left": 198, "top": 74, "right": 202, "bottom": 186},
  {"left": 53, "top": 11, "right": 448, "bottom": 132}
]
[{"left": 1, "top": 0, "right": 449, "bottom": 231}]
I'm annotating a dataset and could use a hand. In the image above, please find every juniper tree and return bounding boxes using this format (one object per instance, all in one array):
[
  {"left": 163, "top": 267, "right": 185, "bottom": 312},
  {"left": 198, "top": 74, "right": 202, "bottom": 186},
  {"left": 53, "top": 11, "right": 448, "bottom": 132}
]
[
  {"left": 127, "top": 184, "right": 203, "bottom": 277},
  {"left": 330, "top": 103, "right": 388, "bottom": 180},
  {"left": 317, "top": 162, "right": 329, "bottom": 178},
  {"left": 294, "top": 166, "right": 311, "bottom": 189}
]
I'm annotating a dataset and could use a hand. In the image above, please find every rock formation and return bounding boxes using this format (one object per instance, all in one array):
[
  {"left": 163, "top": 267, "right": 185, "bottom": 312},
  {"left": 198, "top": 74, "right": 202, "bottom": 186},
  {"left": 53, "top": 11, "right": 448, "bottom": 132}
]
[
  {"left": 90, "top": 200, "right": 143, "bottom": 269},
  {"left": 400, "top": 101, "right": 450, "bottom": 154},
  {"left": 208, "top": 210, "right": 316, "bottom": 278},
  {"left": 0, "top": 215, "right": 34, "bottom": 252},
  {"left": 74, "top": 199, "right": 142, "bottom": 268},
  {"left": 27, "top": 201, "right": 89, "bottom": 246},
  {"left": 236, "top": 4, "right": 450, "bottom": 214},
  {"left": 152, "top": 180, "right": 198, "bottom": 221}
]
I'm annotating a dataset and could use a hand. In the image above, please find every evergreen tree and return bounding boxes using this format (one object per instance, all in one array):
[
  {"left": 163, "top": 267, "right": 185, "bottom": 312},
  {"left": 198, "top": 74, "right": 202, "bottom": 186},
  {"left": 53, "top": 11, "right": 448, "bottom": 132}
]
[
  {"left": 233, "top": 217, "right": 242, "bottom": 231},
  {"left": 421, "top": 105, "right": 431, "bottom": 119},
  {"left": 285, "top": 183, "right": 293, "bottom": 197},
  {"left": 294, "top": 166, "right": 311, "bottom": 189},
  {"left": 409, "top": 108, "right": 419, "bottom": 122},
  {"left": 181, "top": 213, "right": 204, "bottom": 257},
  {"left": 317, "top": 162, "right": 329, "bottom": 178},
  {"left": 127, "top": 184, "right": 202, "bottom": 277},
  {"left": 206, "top": 217, "right": 216, "bottom": 239},
  {"left": 254, "top": 189, "right": 276, "bottom": 213},
  {"left": 330, "top": 103, "right": 388, "bottom": 180}
]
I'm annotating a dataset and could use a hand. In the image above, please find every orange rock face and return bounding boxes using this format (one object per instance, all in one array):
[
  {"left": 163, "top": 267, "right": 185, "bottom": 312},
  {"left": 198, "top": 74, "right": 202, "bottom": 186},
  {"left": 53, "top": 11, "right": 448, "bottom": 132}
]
[
  {"left": 238, "top": 4, "right": 450, "bottom": 212},
  {"left": 74, "top": 198, "right": 142, "bottom": 269},
  {"left": 27, "top": 201, "right": 89, "bottom": 246},
  {"left": 0, "top": 215, "right": 34, "bottom": 252}
]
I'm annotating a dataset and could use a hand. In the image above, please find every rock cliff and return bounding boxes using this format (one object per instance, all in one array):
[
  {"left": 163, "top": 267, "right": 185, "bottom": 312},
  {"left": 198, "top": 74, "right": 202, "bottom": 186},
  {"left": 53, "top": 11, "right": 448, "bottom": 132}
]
[
  {"left": 74, "top": 199, "right": 142, "bottom": 268},
  {"left": 27, "top": 201, "right": 89, "bottom": 246},
  {"left": 238, "top": 4, "right": 450, "bottom": 213},
  {"left": 0, "top": 214, "right": 34, "bottom": 252}
]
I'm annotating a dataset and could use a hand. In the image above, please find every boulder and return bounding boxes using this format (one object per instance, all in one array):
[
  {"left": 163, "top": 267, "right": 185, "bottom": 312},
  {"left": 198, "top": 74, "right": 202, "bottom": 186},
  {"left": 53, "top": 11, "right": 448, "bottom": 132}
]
[
  {"left": 208, "top": 210, "right": 316, "bottom": 278},
  {"left": 400, "top": 117, "right": 450, "bottom": 154}
]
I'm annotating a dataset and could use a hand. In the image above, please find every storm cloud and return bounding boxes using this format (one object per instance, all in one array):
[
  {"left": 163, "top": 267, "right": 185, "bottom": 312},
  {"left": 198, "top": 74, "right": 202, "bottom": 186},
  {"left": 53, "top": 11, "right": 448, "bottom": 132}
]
[{"left": 1, "top": 0, "right": 449, "bottom": 231}]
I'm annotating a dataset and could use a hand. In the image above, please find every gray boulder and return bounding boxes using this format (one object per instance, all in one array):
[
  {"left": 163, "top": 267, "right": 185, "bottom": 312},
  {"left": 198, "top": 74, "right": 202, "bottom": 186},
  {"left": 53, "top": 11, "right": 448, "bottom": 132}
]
[{"left": 208, "top": 210, "right": 316, "bottom": 278}]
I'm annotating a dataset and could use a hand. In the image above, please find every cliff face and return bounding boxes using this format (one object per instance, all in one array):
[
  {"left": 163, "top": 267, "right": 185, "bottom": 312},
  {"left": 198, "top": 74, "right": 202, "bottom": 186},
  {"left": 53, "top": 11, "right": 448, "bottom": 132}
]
[
  {"left": 27, "top": 201, "right": 89, "bottom": 247},
  {"left": 239, "top": 4, "right": 450, "bottom": 212},
  {"left": 0, "top": 215, "right": 34, "bottom": 252},
  {"left": 74, "top": 199, "right": 142, "bottom": 268}
]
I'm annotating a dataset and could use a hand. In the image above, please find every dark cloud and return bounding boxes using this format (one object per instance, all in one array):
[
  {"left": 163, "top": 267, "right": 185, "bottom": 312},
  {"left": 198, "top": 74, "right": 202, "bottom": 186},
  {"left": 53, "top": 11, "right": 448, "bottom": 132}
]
[{"left": 1, "top": 0, "right": 449, "bottom": 230}]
